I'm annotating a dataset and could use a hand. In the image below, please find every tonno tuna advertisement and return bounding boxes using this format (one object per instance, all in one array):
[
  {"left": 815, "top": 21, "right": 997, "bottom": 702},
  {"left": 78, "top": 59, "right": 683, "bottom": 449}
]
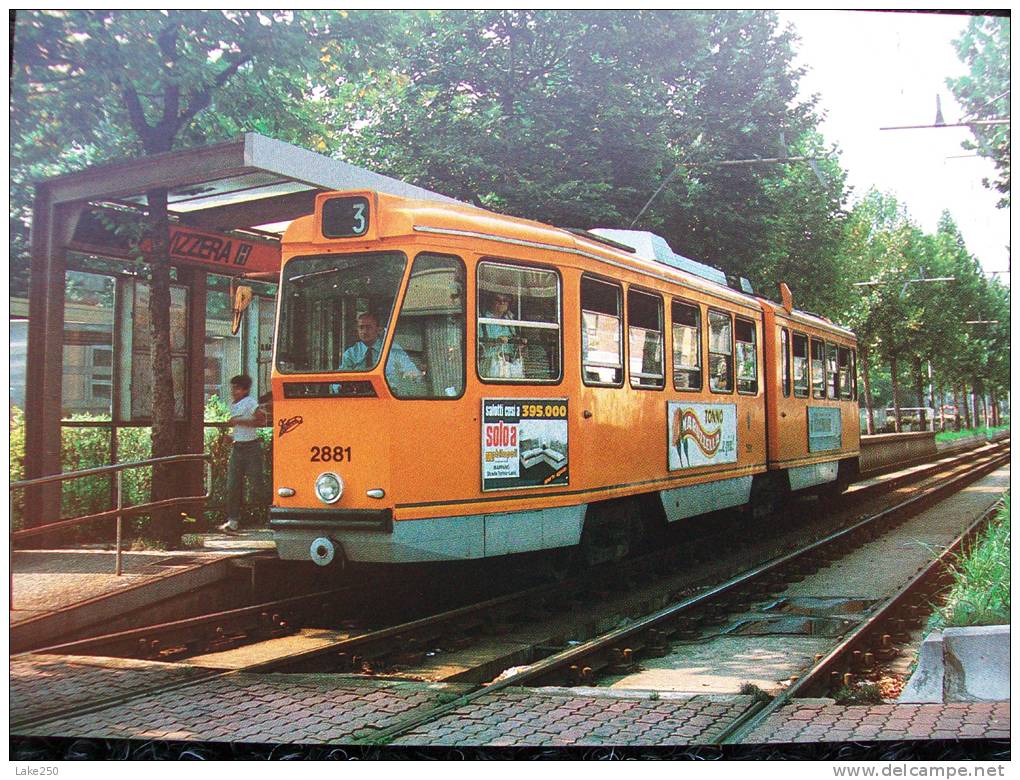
[{"left": 667, "top": 402, "right": 737, "bottom": 470}]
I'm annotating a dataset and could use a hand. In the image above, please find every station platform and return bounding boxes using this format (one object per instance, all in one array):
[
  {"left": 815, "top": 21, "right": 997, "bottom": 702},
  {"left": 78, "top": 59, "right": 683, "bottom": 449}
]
[{"left": 10, "top": 530, "right": 275, "bottom": 653}]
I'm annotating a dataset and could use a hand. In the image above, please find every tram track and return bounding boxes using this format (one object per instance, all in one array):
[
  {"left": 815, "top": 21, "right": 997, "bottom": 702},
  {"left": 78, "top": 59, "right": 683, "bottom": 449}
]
[
  {"left": 29, "top": 438, "right": 1004, "bottom": 667},
  {"left": 714, "top": 494, "right": 1008, "bottom": 745},
  {"left": 12, "top": 440, "right": 1007, "bottom": 739},
  {"left": 351, "top": 442, "right": 1007, "bottom": 746}
]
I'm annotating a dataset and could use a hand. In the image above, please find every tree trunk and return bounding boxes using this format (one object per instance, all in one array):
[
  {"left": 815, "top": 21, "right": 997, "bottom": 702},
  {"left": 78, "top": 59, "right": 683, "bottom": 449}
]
[
  {"left": 145, "top": 186, "right": 183, "bottom": 546},
  {"left": 860, "top": 345, "right": 876, "bottom": 435},
  {"left": 890, "top": 354, "right": 902, "bottom": 433},
  {"left": 962, "top": 383, "right": 972, "bottom": 429},
  {"left": 990, "top": 389, "right": 998, "bottom": 426},
  {"left": 953, "top": 386, "right": 963, "bottom": 431},
  {"left": 913, "top": 355, "right": 927, "bottom": 431},
  {"left": 928, "top": 368, "right": 938, "bottom": 431}
]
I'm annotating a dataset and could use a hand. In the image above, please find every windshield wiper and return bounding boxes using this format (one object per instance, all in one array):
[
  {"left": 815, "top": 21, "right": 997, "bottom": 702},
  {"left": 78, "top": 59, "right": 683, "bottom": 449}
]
[{"left": 288, "top": 266, "right": 342, "bottom": 283}]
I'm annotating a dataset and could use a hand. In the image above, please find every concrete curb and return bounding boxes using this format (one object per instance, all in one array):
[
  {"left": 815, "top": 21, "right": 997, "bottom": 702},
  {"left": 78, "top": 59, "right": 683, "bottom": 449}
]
[{"left": 899, "top": 624, "right": 1010, "bottom": 703}]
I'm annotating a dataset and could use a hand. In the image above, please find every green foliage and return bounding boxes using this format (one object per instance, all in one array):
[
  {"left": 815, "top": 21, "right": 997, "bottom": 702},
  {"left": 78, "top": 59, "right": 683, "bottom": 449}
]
[
  {"left": 347, "top": 10, "right": 850, "bottom": 315},
  {"left": 10, "top": 406, "right": 26, "bottom": 530},
  {"left": 935, "top": 424, "right": 1009, "bottom": 443},
  {"left": 8, "top": 398, "right": 271, "bottom": 542},
  {"left": 947, "top": 16, "right": 1010, "bottom": 207},
  {"left": 928, "top": 495, "right": 1010, "bottom": 630}
]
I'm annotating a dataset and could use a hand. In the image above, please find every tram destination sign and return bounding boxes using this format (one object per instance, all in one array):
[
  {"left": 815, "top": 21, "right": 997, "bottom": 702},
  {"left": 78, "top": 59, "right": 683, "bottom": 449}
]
[{"left": 321, "top": 196, "right": 370, "bottom": 238}]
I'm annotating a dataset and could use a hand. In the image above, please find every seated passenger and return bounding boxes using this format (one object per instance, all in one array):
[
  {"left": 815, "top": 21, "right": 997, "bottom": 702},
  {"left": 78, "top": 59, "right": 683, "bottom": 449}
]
[
  {"left": 479, "top": 292, "right": 526, "bottom": 379},
  {"left": 341, "top": 311, "right": 422, "bottom": 387}
]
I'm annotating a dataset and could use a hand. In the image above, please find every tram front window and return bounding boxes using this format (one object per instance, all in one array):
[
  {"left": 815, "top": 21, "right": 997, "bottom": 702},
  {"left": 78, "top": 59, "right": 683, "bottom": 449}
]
[{"left": 276, "top": 252, "right": 407, "bottom": 374}]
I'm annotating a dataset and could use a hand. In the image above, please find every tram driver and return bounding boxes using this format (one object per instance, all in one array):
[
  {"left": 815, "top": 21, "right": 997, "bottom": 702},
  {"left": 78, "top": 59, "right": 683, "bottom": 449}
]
[{"left": 341, "top": 311, "right": 423, "bottom": 390}]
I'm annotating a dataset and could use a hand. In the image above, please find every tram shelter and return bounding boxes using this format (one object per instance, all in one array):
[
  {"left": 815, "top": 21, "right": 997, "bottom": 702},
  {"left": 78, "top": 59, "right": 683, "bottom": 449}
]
[{"left": 22, "top": 133, "right": 458, "bottom": 526}]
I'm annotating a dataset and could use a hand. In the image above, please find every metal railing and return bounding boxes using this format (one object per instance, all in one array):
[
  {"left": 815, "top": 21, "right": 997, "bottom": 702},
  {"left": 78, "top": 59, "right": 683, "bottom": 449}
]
[{"left": 10, "top": 453, "right": 212, "bottom": 578}]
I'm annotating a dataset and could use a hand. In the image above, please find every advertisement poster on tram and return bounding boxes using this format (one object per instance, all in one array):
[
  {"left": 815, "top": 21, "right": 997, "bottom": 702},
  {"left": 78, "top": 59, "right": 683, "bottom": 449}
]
[
  {"left": 668, "top": 402, "right": 738, "bottom": 470},
  {"left": 482, "top": 398, "right": 569, "bottom": 491}
]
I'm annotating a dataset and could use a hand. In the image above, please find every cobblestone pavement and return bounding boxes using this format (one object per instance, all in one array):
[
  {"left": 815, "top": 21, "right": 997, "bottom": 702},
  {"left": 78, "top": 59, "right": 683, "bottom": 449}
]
[
  {"left": 13, "top": 671, "right": 470, "bottom": 744},
  {"left": 745, "top": 701, "right": 1011, "bottom": 743},
  {"left": 392, "top": 689, "right": 755, "bottom": 746},
  {"left": 11, "top": 655, "right": 215, "bottom": 726}
]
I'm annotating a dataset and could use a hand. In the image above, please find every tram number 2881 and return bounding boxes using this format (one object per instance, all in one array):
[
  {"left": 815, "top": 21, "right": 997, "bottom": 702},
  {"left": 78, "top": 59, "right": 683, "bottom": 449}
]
[{"left": 310, "top": 445, "right": 352, "bottom": 462}]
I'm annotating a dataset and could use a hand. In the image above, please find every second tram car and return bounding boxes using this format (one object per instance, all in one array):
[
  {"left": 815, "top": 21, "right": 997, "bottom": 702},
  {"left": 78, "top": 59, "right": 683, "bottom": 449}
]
[{"left": 269, "top": 191, "right": 860, "bottom": 566}]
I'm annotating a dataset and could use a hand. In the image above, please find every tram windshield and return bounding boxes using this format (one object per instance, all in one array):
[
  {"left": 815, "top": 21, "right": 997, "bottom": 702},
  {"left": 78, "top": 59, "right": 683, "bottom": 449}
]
[{"left": 276, "top": 252, "right": 407, "bottom": 374}]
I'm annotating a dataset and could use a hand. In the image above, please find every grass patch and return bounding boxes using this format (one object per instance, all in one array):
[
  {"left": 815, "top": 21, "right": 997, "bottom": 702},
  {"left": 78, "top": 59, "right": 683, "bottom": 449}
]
[
  {"left": 935, "top": 424, "right": 1009, "bottom": 443},
  {"left": 927, "top": 494, "right": 1010, "bottom": 631},
  {"left": 833, "top": 682, "right": 883, "bottom": 705},
  {"left": 739, "top": 682, "right": 773, "bottom": 703}
]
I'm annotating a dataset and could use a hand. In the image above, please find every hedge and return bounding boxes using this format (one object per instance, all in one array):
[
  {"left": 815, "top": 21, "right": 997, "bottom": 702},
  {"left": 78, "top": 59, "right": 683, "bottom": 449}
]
[{"left": 9, "top": 397, "right": 271, "bottom": 541}]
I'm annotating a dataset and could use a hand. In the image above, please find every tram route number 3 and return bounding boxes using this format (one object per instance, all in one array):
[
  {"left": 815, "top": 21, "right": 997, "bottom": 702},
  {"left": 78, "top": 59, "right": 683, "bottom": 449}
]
[{"left": 310, "top": 445, "right": 352, "bottom": 462}]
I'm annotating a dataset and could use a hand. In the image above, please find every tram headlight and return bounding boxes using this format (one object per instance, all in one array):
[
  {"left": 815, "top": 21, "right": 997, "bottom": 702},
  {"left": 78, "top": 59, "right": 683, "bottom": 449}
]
[{"left": 314, "top": 472, "right": 344, "bottom": 504}]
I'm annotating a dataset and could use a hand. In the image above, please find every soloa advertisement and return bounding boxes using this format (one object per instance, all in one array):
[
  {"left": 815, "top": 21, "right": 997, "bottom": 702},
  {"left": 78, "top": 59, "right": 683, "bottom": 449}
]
[{"left": 481, "top": 398, "right": 569, "bottom": 491}]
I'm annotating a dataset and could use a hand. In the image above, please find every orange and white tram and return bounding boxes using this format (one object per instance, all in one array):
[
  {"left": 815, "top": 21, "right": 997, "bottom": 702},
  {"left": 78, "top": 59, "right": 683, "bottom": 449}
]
[{"left": 269, "top": 191, "right": 860, "bottom": 566}]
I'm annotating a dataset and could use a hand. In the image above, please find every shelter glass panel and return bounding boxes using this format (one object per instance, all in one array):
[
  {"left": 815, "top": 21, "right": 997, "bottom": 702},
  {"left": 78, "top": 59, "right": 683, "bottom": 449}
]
[
  {"left": 205, "top": 278, "right": 242, "bottom": 408},
  {"left": 131, "top": 283, "right": 188, "bottom": 420},
  {"left": 10, "top": 319, "right": 28, "bottom": 411},
  {"left": 477, "top": 261, "right": 561, "bottom": 383},
  {"left": 276, "top": 252, "right": 407, "bottom": 374},
  {"left": 581, "top": 276, "right": 623, "bottom": 386},
  {"left": 387, "top": 253, "right": 466, "bottom": 399},
  {"left": 671, "top": 300, "right": 701, "bottom": 392},
  {"left": 708, "top": 310, "right": 733, "bottom": 393},
  {"left": 628, "top": 289, "right": 664, "bottom": 389},
  {"left": 62, "top": 271, "right": 116, "bottom": 419}
]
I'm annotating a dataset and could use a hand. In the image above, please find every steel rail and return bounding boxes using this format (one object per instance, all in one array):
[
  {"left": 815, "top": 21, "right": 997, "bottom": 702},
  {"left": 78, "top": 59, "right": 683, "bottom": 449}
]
[
  {"left": 716, "top": 494, "right": 1007, "bottom": 745},
  {"left": 356, "top": 445, "right": 1009, "bottom": 746},
  {"left": 25, "top": 585, "right": 362, "bottom": 660}
]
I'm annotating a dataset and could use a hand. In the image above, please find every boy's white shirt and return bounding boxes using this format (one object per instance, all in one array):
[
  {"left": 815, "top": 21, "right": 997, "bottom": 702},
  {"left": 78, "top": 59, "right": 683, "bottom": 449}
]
[{"left": 230, "top": 395, "right": 259, "bottom": 442}]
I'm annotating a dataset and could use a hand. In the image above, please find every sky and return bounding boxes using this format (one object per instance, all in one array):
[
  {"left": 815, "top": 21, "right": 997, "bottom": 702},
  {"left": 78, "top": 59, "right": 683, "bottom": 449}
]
[{"left": 778, "top": 10, "right": 1010, "bottom": 282}]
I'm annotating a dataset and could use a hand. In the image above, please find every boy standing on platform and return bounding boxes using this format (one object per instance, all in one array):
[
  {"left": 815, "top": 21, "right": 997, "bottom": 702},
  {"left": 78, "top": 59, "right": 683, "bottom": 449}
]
[{"left": 218, "top": 374, "right": 266, "bottom": 534}]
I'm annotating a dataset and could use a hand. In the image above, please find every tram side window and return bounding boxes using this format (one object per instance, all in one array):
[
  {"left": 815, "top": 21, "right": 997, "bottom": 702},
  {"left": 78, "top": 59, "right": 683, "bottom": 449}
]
[
  {"left": 580, "top": 276, "right": 623, "bottom": 386},
  {"left": 851, "top": 348, "right": 858, "bottom": 400},
  {"left": 735, "top": 318, "right": 758, "bottom": 395},
  {"left": 838, "top": 346, "right": 853, "bottom": 400},
  {"left": 627, "top": 290, "right": 664, "bottom": 389},
  {"left": 811, "top": 338, "right": 825, "bottom": 399},
  {"left": 477, "top": 261, "right": 561, "bottom": 383},
  {"left": 708, "top": 310, "right": 733, "bottom": 393},
  {"left": 792, "top": 333, "right": 809, "bottom": 398},
  {"left": 671, "top": 300, "right": 701, "bottom": 391},
  {"left": 826, "top": 342, "right": 839, "bottom": 399},
  {"left": 387, "top": 253, "right": 466, "bottom": 399},
  {"left": 781, "top": 328, "right": 791, "bottom": 397}
]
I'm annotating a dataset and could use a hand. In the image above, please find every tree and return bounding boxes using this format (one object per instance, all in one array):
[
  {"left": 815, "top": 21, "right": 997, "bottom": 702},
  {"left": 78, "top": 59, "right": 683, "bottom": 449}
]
[
  {"left": 947, "top": 15, "right": 1010, "bottom": 207},
  {"left": 12, "top": 10, "right": 381, "bottom": 544},
  {"left": 346, "top": 10, "right": 850, "bottom": 313}
]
